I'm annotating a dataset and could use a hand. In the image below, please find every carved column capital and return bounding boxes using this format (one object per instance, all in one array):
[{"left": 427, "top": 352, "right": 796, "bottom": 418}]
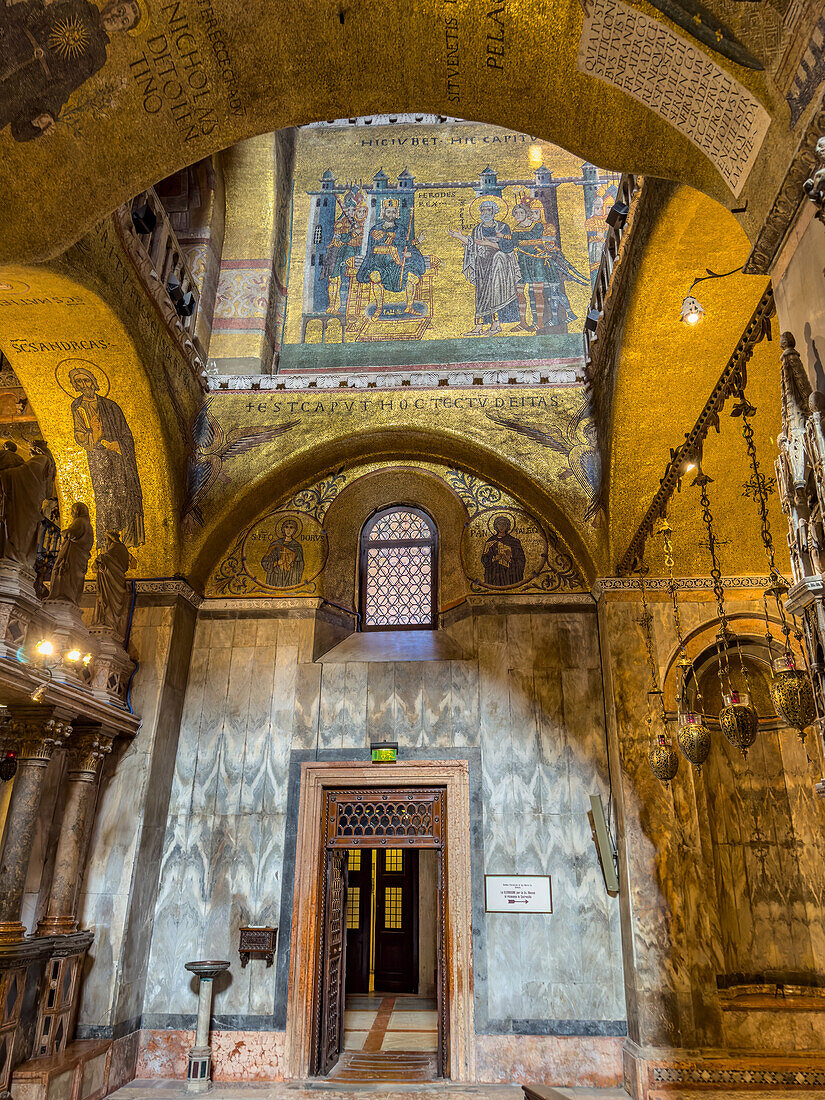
[
  {"left": 7, "top": 709, "right": 72, "bottom": 763},
  {"left": 65, "top": 727, "right": 113, "bottom": 779}
]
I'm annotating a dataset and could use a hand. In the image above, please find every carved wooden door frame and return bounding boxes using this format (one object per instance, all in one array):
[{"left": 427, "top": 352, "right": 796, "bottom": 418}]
[{"left": 285, "top": 761, "right": 475, "bottom": 1082}]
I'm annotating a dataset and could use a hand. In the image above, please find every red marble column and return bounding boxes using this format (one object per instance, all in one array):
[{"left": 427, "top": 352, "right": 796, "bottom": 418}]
[
  {"left": 36, "top": 726, "right": 112, "bottom": 937},
  {"left": 0, "top": 710, "right": 72, "bottom": 944}
]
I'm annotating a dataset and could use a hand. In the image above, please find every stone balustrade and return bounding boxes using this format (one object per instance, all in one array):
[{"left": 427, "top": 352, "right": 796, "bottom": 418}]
[
  {"left": 582, "top": 172, "right": 641, "bottom": 371},
  {"left": 114, "top": 188, "right": 207, "bottom": 387}
]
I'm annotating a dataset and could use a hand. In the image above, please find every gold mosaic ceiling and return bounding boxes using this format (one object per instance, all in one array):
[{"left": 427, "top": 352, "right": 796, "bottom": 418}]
[{"left": 0, "top": 0, "right": 809, "bottom": 264}]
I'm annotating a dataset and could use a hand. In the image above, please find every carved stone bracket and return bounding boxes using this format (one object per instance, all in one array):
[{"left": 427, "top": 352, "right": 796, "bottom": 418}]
[{"left": 745, "top": 91, "right": 825, "bottom": 273}]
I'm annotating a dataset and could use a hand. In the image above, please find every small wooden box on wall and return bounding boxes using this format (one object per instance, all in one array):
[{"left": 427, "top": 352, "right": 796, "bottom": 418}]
[{"left": 238, "top": 927, "right": 277, "bottom": 968}]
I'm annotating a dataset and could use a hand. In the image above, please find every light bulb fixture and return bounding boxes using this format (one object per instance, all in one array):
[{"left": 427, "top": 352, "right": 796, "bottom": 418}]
[
  {"left": 35, "top": 639, "right": 53, "bottom": 657},
  {"left": 30, "top": 682, "right": 47, "bottom": 704},
  {"left": 680, "top": 295, "right": 705, "bottom": 325},
  {"left": 528, "top": 144, "right": 543, "bottom": 169},
  {"left": 680, "top": 264, "right": 744, "bottom": 326},
  {"left": 65, "top": 649, "right": 82, "bottom": 663},
  {"left": 83, "top": 653, "right": 93, "bottom": 666}
]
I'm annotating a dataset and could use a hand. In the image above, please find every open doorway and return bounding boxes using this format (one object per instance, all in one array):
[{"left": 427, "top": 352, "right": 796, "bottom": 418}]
[
  {"left": 314, "top": 789, "right": 448, "bottom": 1081},
  {"left": 338, "top": 848, "right": 438, "bottom": 1078}
]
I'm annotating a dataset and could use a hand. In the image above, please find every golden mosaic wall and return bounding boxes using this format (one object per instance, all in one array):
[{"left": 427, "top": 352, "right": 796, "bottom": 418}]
[
  {"left": 0, "top": 266, "right": 180, "bottom": 574},
  {"left": 185, "top": 384, "right": 603, "bottom": 584},
  {"left": 282, "top": 122, "right": 617, "bottom": 370},
  {"left": 205, "top": 460, "right": 587, "bottom": 600}
]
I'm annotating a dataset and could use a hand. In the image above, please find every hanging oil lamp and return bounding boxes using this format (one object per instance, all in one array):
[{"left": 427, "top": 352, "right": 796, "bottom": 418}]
[
  {"left": 656, "top": 517, "right": 711, "bottom": 770},
  {"left": 733, "top": 390, "right": 817, "bottom": 740},
  {"left": 694, "top": 467, "right": 759, "bottom": 756},
  {"left": 638, "top": 570, "right": 679, "bottom": 786}
]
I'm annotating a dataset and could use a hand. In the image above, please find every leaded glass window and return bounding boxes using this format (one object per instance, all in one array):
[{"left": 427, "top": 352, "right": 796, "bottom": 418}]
[{"left": 359, "top": 507, "right": 437, "bottom": 631}]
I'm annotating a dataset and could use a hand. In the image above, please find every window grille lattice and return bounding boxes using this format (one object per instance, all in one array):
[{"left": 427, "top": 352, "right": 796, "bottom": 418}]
[
  {"left": 364, "top": 546, "right": 431, "bottom": 626},
  {"left": 384, "top": 886, "right": 403, "bottom": 929},
  {"left": 368, "top": 510, "right": 432, "bottom": 541},
  {"left": 385, "top": 849, "right": 403, "bottom": 872},
  {"left": 336, "top": 799, "right": 435, "bottom": 839},
  {"left": 347, "top": 850, "right": 361, "bottom": 872}
]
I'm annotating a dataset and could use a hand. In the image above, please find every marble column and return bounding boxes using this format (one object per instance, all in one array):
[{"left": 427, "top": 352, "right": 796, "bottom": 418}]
[
  {"left": 0, "top": 710, "right": 72, "bottom": 943},
  {"left": 36, "top": 726, "right": 112, "bottom": 937}
]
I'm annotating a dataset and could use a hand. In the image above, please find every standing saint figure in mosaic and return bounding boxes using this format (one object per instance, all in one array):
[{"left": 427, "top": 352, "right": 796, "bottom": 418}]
[{"left": 449, "top": 199, "right": 519, "bottom": 335}]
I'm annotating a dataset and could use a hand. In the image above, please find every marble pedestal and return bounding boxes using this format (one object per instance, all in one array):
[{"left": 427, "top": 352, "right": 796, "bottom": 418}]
[{"left": 184, "top": 961, "right": 230, "bottom": 1092}]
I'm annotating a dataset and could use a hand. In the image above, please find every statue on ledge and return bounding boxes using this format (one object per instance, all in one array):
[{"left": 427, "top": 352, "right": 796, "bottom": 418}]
[
  {"left": 92, "top": 530, "right": 133, "bottom": 636},
  {"left": 0, "top": 440, "right": 56, "bottom": 570},
  {"left": 46, "top": 502, "right": 93, "bottom": 605}
]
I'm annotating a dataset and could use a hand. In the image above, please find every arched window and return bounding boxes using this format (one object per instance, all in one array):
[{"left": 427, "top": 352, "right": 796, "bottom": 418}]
[{"left": 359, "top": 507, "right": 437, "bottom": 631}]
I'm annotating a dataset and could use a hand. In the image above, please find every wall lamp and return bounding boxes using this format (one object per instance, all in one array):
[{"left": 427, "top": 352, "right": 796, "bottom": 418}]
[
  {"left": 680, "top": 265, "right": 744, "bottom": 326},
  {"left": 23, "top": 639, "right": 93, "bottom": 702}
]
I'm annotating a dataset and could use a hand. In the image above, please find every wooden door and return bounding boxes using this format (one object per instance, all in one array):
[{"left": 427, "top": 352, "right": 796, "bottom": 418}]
[
  {"left": 437, "top": 846, "right": 449, "bottom": 1076},
  {"left": 344, "top": 849, "right": 372, "bottom": 994},
  {"left": 319, "top": 849, "right": 347, "bottom": 1075},
  {"left": 374, "top": 848, "right": 418, "bottom": 994}
]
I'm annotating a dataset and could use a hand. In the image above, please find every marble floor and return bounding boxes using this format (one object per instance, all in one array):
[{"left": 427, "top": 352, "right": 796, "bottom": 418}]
[
  {"left": 343, "top": 995, "right": 438, "bottom": 1054},
  {"left": 109, "top": 1086, "right": 623, "bottom": 1099},
  {"left": 108, "top": 1086, "right": 825, "bottom": 1100}
]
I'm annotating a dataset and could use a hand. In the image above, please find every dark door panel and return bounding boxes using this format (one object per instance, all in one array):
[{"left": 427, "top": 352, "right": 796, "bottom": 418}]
[
  {"left": 345, "top": 849, "right": 372, "bottom": 994},
  {"left": 374, "top": 848, "right": 418, "bottom": 994}
]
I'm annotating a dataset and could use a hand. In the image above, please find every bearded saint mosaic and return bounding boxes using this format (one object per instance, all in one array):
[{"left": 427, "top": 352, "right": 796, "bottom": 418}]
[{"left": 57, "top": 357, "right": 145, "bottom": 548}]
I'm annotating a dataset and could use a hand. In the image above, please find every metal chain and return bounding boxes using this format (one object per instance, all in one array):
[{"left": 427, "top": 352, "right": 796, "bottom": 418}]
[
  {"left": 696, "top": 472, "right": 733, "bottom": 692},
  {"left": 738, "top": 397, "right": 778, "bottom": 577},
  {"left": 637, "top": 569, "right": 668, "bottom": 732},
  {"left": 657, "top": 518, "right": 704, "bottom": 712},
  {"left": 737, "top": 391, "right": 793, "bottom": 656}
]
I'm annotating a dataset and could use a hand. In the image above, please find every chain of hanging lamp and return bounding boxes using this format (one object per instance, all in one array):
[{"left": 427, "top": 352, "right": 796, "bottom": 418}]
[
  {"left": 734, "top": 390, "right": 817, "bottom": 740},
  {"left": 656, "top": 518, "right": 711, "bottom": 771},
  {"left": 638, "top": 569, "right": 680, "bottom": 785},
  {"left": 693, "top": 468, "right": 760, "bottom": 756}
]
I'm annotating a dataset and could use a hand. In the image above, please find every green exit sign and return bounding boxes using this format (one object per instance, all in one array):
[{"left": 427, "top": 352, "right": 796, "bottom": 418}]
[{"left": 371, "top": 743, "right": 398, "bottom": 763}]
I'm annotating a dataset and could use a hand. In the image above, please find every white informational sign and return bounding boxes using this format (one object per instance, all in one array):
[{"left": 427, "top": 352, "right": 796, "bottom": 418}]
[{"left": 484, "top": 875, "right": 553, "bottom": 914}]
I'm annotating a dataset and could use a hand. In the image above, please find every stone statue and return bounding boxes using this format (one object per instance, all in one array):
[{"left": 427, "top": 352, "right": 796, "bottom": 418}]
[
  {"left": 803, "top": 136, "right": 825, "bottom": 222},
  {"left": 0, "top": 442, "right": 23, "bottom": 473},
  {"left": 0, "top": 441, "right": 56, "bottom": 569},
  {"left": 779, "top": 331, "right": 813, "bottom": 492},
  {"left": 46, "top": 502, "right": 94, "bottom": 605},
  {"left": 92, "top": 531, "right": 132, "bottom": 636},
  {"left": 809, "top": 500, "right": 825, "bottom": 577}
]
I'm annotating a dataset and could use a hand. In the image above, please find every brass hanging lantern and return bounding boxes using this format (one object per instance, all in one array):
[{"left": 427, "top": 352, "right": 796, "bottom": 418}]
[
  {"left": 770, "top": 652, "right": 816, "bottom": 737},
  {"left": 637, "top": 571, "right": 680, "bottom": 787},
  {"left": 658, "top": 518, "right": 712, "bottom": 772},
  {"left": 736, "top": 390, "right": 819, "bottom": 741},
  {"left": 649, "top": 730, "right": 680, "bottom": 783},
  {"left": 0, "top": 751, "right": 16, "bottom": 782},
  {"left": 694, "top": 468, "right": 760, "bottom": 755},
  {"left": 677, "top": 708, "right": 712, "bottom": 769},
  {"left": 719, "top": 689, "right": 758, "bottom": 754}
]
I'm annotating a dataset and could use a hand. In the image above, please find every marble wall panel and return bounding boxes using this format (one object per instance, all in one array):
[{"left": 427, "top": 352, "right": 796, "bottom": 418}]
[
  {"left": 78, "top": 599, "right": 196, "bottom": 1035},
  {"left": 143, "top": 606, "right": 625, "bottom": 1047}
]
